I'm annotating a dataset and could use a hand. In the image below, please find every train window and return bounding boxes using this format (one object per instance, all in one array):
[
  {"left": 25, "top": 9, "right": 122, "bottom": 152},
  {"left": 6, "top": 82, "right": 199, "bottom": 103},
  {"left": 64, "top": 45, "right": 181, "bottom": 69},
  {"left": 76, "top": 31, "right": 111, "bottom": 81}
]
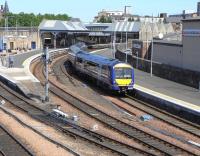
[
  {"left": 87, "top": 61, "right": 97, "bottom": 67},
  {"left": 115, "top": 68, "right": 132, "bottom": 79},
  {"left": 101, "top": 65, "right": 110, "bottom": 77},
  {"left": 85, "top": 61, "right": 99, "bottom": 72}
]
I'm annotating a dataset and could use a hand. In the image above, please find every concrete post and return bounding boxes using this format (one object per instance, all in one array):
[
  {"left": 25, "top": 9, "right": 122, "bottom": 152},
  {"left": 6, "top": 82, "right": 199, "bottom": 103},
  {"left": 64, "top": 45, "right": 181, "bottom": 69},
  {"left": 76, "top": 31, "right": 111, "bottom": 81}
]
[
  {"left": 150, "top": 38, "right": 153, "bottom": 77},
  {"left": 54, "top": 36, "right": 56, "bottom": 49},
  {"left": 136, "top": 51, "right": 139, "bottom": 69},
  {"left": 113, "top": 31, "right": 116, "bottom": 59},
  {"left": 44, "top": 47, "right": 49, "bottom": 102},
  {"left": 53, "top": 32, "right": 57, "bottom": 49}
]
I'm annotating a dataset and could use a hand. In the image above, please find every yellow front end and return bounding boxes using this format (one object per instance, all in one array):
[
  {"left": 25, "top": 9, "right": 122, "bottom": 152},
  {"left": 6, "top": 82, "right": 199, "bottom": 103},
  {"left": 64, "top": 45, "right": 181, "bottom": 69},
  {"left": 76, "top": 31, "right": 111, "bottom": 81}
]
[
  {"left": 113, "top": 63, "right": 134, "bottom": 90},
  {"left": 115, "top": 79, "right": 132, "bottom": 86}
]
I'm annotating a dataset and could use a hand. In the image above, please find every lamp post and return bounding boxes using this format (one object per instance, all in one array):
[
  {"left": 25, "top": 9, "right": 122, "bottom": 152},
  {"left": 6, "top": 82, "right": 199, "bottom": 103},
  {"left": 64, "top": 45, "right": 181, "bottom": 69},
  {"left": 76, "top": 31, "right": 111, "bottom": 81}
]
[
  {"left": 4, "top": 17, "right": 8, "bottom": 54},
  {"left": 44, "top": 46, "right": 49, "bottom": 102},
  {"left": 125, "top": 50, "right": 128, "bottom": 63},
  {"left": 136, "top": 51, "right": 139, "bottom": 69},
  {"left": 126, "top": 30, "right": 128, "bottom": 50},
  {"left": 150, "top": 37, "right": 154, "bottom": 77},
  {"left": 124, "top": 5, "right": 131, "bottom": 50},
  {"left": 4, "top": 16, "right": 14, "bottom": 67},
  {"left": 150, "top": 15, "right": 154, "bottom": 77},
  {"left": 113, "top": 29, "right": 116, "bottom": 59},
  {"left": 125, "top": 49, "right": 131, "bottom": 63}
]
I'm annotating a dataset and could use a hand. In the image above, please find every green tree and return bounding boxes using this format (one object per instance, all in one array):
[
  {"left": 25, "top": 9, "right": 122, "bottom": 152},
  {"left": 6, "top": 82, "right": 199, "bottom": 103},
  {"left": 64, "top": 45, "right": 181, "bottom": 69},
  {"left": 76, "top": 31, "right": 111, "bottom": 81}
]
[
  {"left": 128, "top": 17, "right": 134, "bottom": 22},
  {"left": 97, "top": 15, "right": 112, "bottom": 23},
  {"left": 0, "top": 12, "right": 71, "bottom": 27}
]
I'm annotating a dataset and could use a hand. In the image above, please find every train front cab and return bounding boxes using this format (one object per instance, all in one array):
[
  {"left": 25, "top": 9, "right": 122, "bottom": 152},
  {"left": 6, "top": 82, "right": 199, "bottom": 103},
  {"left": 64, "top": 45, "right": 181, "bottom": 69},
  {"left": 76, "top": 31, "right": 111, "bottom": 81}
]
[{"left": 111, "top": 63, "right": 134, "bottom": 92}]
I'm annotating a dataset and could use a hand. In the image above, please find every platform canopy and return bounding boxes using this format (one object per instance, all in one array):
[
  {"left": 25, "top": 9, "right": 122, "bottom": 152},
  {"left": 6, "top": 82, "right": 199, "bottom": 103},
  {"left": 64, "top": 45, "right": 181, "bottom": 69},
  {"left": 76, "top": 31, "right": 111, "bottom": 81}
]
[
  {"left": 39, "top": 20, "right": 88, "bottom": 32},
  {"left": 104, "top": 21, "right": 141, "bottom": 32}
]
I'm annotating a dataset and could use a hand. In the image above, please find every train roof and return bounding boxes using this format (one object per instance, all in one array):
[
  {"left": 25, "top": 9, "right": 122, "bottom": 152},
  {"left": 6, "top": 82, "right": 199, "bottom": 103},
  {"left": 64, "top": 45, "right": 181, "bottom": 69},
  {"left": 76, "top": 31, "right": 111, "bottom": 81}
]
[
  {"left": 76, "top": 51, "right": 120, "bottom": 66},
  {"left": 70, "top": 42, "right": 87, "bottom": 54}
]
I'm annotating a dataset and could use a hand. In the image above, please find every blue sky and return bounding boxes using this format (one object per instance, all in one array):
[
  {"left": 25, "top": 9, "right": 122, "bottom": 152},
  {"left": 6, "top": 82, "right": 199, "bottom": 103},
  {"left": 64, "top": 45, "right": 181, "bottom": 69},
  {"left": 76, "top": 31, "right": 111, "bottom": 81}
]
[{"left": 7, "top": 0, "right": 200, "bottom": 22}]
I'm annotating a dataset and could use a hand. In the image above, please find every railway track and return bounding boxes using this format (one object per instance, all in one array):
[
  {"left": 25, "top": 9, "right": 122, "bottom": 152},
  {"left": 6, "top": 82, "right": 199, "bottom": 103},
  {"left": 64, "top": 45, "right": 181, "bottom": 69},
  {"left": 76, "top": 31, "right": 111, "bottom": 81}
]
[
  {"left": 59, "top": 53, "right": 200, "bottom": 139},
  {"left": 42, "top": 55, "right": 199, "bottom": 156},
  {"left": 33, "top": 55, "right": 157, "bottom": 156},
  {"left": 62, "top": 54, "right": 200, "bottom": 140},
  {"left": 0, "top": 125, "right": 33, "bottom": 156},
  {"left": 60, "top": 54, "right": 200, "bottom": 140},
  {"left": 35, "top": 114, "right": 154, "bottom": 156},
  {"left": 0, "top": 150, "right": 5, "bottom": 156},
  {"left": 121, "top": 95, "right": 200, "bottom": 138},
  {"left": 0, "top": 82, "right": 81, "bottom": 156},
  {"left": 0, "top": 75, "right": 153, "bottom": 155}
]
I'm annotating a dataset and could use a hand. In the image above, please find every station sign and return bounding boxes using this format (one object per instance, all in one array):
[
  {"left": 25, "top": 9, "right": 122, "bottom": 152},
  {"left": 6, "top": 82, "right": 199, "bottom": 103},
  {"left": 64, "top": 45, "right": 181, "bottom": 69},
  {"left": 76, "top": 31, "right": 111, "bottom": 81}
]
[
  {"left": 132, "top": 40, "right": 143, "bottom": 57},
  {"left": 133, "top": 43, "right": 142, "bottom": 49},
  {"left": 182, "top": 29, "right": 200, "bottom": 37}
]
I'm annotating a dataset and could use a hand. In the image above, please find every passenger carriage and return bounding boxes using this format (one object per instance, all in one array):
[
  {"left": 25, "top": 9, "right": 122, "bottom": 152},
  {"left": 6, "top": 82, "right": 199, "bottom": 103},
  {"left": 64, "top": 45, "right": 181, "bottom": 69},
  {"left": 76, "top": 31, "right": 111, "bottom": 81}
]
[{"left": 68, "top": 44, "right": 134, "bottom": 93}]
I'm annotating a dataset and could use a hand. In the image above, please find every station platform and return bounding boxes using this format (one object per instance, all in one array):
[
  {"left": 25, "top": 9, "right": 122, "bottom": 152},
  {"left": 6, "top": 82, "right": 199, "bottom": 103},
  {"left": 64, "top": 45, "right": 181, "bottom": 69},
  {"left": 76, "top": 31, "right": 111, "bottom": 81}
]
[
  {"left": 94, "top": 49, "right": 200, "bottom": 117},
  {"left": 0, "top": 51, "right": 44, "bottom": 100},
  {"left": 134, "top": 69, "right": 200, "bottom": 115},
  {"left": 0, "top": 67, "right": 44, "bottom": 100}
]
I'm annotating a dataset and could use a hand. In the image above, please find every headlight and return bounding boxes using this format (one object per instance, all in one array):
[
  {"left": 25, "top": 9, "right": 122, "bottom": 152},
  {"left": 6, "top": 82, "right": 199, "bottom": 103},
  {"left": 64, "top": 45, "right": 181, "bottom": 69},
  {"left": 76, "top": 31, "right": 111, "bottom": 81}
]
[{"left": 113, "top": 80, "right": 117, "bottom": 85}]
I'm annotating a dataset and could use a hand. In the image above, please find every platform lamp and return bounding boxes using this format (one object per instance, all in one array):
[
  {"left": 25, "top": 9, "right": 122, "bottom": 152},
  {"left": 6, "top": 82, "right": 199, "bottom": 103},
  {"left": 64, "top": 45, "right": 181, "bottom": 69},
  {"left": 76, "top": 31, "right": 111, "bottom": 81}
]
[
  {"left": 150, "top": 33, "right": 163, "bottom": 77},
  {"left": 4, "top": 16, "right": 14, "bottom": 67},
  {"left": 113, "top": 27, "right": 116, "bottom": 59}
]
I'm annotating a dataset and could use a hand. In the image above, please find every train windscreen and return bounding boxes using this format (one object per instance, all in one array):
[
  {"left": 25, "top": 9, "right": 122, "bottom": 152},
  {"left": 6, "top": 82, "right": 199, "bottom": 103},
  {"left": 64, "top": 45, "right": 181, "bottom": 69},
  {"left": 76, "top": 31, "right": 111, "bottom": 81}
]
[{"left": 114, "top": 68, "right": 132, "bottom": 79}]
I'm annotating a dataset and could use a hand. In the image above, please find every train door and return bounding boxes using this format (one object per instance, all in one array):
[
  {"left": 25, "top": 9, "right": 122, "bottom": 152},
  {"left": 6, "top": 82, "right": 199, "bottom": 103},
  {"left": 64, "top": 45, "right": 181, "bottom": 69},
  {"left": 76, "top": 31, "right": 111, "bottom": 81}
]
[{"left": 76, "top": 57, "right": 84, "bottom": 71}]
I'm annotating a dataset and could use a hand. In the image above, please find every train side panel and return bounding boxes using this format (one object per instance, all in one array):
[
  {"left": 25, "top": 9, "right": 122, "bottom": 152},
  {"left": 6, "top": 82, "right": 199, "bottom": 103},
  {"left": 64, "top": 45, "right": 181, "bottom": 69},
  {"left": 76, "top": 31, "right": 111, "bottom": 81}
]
[
  {"left": 68, "top": 43, "right": 134, "bottom": 93},
  {"left": 74, "top": 56, "right": 112, "bottom": 88}
]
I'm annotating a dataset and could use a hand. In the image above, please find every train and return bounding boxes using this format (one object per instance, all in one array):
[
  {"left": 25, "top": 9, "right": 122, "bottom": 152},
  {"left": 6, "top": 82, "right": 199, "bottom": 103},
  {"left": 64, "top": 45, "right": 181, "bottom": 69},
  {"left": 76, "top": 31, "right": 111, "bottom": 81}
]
[{"left": 67, "top": 43, "right": 134, "bottom": 93}]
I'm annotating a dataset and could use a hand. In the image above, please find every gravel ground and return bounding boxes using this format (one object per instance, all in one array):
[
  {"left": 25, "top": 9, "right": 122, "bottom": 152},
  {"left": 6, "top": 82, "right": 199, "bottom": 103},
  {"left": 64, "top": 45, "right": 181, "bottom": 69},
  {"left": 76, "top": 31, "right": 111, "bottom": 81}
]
[
  {"left": 50, "top": 56, "right": 200, "bottom": 155},
  {"left": 105, "top": 96, "right": 200, "bottom": 144},
  {"left": 0, "top": 109, "right": 73, "bottom": 156},
  {"left": 49, "top": 93, "right": 156, "bottom": 154},
  {"left": 0, "top": 102, "right": 119, "bottom": 156},
  {"left": 50, "top": 76, "right": 200, "bottom": 155}
]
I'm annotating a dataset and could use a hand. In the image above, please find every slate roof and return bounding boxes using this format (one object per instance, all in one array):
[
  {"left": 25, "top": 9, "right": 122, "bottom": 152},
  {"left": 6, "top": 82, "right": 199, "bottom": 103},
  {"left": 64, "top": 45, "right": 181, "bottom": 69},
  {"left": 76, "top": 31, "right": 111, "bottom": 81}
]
[
  {"left": 39, "top": 20, "right": 88, "bottom": 31},
  {"left": 104, "top": 21, "right": 141, "bottom": 32}
]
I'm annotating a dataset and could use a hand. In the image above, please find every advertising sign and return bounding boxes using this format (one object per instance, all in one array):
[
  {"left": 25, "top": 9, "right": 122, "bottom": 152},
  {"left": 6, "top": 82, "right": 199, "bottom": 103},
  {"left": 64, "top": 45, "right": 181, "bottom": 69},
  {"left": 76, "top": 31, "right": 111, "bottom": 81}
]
[{"left": 182, "top": 29, "right": 200, "bottom": 37}]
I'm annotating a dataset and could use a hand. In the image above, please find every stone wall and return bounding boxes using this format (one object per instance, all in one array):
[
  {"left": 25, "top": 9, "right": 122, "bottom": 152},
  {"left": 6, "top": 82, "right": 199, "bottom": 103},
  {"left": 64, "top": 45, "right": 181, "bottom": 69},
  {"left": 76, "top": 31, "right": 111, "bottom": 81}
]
[{"left": 115, "top": 50, "right": 200, "bottom": 89}]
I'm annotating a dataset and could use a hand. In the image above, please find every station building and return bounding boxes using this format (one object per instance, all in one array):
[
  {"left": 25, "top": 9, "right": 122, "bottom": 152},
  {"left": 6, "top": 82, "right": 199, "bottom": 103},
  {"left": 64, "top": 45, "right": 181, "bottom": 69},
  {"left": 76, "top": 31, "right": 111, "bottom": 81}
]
[
  {"left": 39, "top": 20, "right": 89, "bottom": 49},
  {"left": 153, "top": 18, "right": 200, "bottom": 73},
  {"left": 38, "top": 19, "right": 175, "bottom": 64},
  {"left": 0, "top": 27, "right": 40, "bottom": 52}
]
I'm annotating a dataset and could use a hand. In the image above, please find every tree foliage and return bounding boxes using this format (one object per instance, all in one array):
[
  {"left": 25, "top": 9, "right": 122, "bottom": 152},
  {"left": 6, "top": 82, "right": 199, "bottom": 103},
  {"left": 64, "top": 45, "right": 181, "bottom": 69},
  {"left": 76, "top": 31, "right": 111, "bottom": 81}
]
[
  {"left": 97, "top": 15, "right": 112, "bottom": 23},
  {"left": 128, "top": 17, "right": 135, "bottom": 22},
  {"left": 0, "top": 12, "right": 71, "bottom": 27}
]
